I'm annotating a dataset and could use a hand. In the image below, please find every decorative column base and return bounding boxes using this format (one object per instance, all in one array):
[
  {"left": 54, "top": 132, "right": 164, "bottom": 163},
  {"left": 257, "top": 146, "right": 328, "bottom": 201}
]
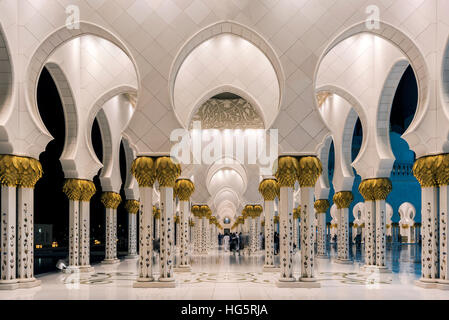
[
  {"left": 18, "top": 278, "right": 41, "bottom": 289},
  {"left": 124, "top": 255, "right": 139, "bottom": 260},
  {"left": 133, "top": 277, "right": 154, "bottom": 288},
  {"left": 334, "top": 259, "right": 353, "bottom": 265},
  {"left": 63, "top": 266, "right": 80, "bottom": 274},
  {"left": 134, "top": 281, "right": 177, "bottom": 288},
  {"left": 263, "top": 266, "right": 280, "bottom": 272},
  {"left": 415, "top": 278, "right": 438, "bottom": 289},
  {"left": 275, "top": 280, "right": 321, "bottom": 288},
  {"left": 78, "top": 266, "right": 95, "bottom": 273},
  {"left": 101, "top": 258, "right": 120, "bottom": 265},
  {"left": 174, "top": 265, "right": 192, "bottom": 272},
  {"left": 361, "top": 265, "right": 392, "bottom": 282},
  {"left": 437, "top": 280, "right": 449, "bottom": 290},
  {"left": 0, "top": 281, "right": 20, "bottom": 290},
  {"left": 315, "top": 254, "right": 329, "bottom": 259}
]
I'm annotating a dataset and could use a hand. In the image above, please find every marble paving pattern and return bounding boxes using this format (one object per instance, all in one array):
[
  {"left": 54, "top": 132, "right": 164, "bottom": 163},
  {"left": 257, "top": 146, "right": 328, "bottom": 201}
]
[{"left": 0, "top": 245, "right": 448, "bottom": 300}]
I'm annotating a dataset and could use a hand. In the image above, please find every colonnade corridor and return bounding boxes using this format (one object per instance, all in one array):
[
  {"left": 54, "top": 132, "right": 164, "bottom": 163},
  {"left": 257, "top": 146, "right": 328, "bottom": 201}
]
[{"left": 0, "top": 242, "right": 442, "bottom": 300}]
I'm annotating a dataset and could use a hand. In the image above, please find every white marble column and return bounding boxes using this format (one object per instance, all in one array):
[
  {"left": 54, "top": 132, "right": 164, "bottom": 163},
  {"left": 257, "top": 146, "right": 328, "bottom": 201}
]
[
  {"left": 131, "top": 157, "right": 156, "bottom": 287},
  {"left": 275, "top": 156, "right": 297, "bottom": 286},
  {"left": 174, "top": 179, "right": 194, "bottom": 272},
  {"left": 79, "top": 202, "right": 91, "bottom": 272},
  {"left": 299, "top": 186, "right": 320, "bottom": 283},
  {"left": 359, "top": 178, "right": 392, "bottom": 276},
  {"left": 156, "top": 157, "right": 180, "bottom": 286},
  {"left": 0, "top": 156, "right": 44, "bottom": 289},
  {"left": 264, "top": 201, "right": 275, "bottom": 269},
  {"left": 101, "top": 192, "right": 121, "bottom": 264},
  {"left": 77, "top": 181, "right": 96, "bottom": 273},
  {"left": 260, "top": 179, "right": 279, "bottom": 271},
  {"left": 440, "top": 184, "right": 449, "bottom": 286},
  {"left": 65, "top": 185, "right": 80, "bottom": 273},
  {"left": 201, "top": 211, "right": 208, "bottom": 255},
  {"left": 0, "top": 185, "right": 18, "bottom": 289},
  {"left": 134, "top": 186, "right": 154, "bottom": 286},
  {"left": 364, "top": 200, "right": 376, "bottom": 266},
  {"left": 124, "top": 200, "right": 139, "bottom": 259},
  {"left": 250, "top": 214, "right": 257, "bottom": 254},
  {"left": 420, "top": 186, "right": 439, "bottom": 284},
  {"left": 17, "top": 188, "right": 35, "bottom": 285},
  {"left": 375, "top": 199, "right": 387, "bottom": 268},
  {"left": 159, "top": 186, "right": 175, "bottom": 282},
  {"left": 192, "top": 208, "right": 201, "bottom": 254},
  {"left": 333, "top": 192, "right": 353, "bottom": 264},
  {"left": 315, "top": 200, "right": 330, "bottom": 258}
]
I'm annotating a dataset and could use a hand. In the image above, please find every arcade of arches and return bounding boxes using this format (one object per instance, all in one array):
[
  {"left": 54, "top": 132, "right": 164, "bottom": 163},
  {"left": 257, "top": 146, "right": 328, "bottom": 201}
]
[{"left": 0, "top": 0, "right": 449, "bottom": 300}]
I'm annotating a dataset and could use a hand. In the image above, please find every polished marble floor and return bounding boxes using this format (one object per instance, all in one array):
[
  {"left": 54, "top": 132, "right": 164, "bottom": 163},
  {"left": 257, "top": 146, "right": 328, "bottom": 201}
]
[{"left": 1, "top": 244, "right": 447, "bottom": 300}]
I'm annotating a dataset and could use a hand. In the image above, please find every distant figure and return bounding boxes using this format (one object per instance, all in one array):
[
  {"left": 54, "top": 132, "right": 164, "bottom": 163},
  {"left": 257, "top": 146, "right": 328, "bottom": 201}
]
[
  {"left": 230, "top": 233, "right": 238, "bottom": 254},
  {"left": 274, "top": 232, "right": 280, "bottom": 255},
  {"left": 239, "top": 232, "right": 244, "bottom": 252},
  {"left": 223, "top": 234, "right": 230, "bottom": 252}
]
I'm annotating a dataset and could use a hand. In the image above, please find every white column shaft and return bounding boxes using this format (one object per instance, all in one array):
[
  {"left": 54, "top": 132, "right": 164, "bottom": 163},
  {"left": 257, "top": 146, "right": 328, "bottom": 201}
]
[
  {"left": 79, "top": 201, "right": 90, "bottom": 267},
  {"left": 300, "top": 187, "right": 316, "bottom": 279},
  {"left": 180, "top": 201, "right": 190, "bottom": 267},
  {"left": 375, "top": 199, "right": 387, "bottom": 267},
  {"left": 317, "top": 213, "right": 326, "bottom": 256},
  {"left": 68, "top": 199, "right": 80, "bottom": 268},
  {"left": 137, "top": 186, "right": 153, "bottom": 281},
  {"left": 17, "top": 188, "right": 34, "bottom": 281},
  {"left": 279, "top": 186, "right": 294, "bottom": 281},
  {"left": 264, "top": 200, "right": 275, "bottom": 267},
  {"left": 364, "top": 200, "right": 376, "bottom": 266},
  {"left": 440, "top": 185, "right": 449, "bottom": 281},
  {"left": 128, "top": 213, "right": 137, "bottom": 256},
  {"left": 159, "top": 187, "right": 174, "bottom": 281},
  {"left": 1, "top": 186, "right": 17, "bottom": 283},
  {"left": 421, "top": 187, "right": 439, "bottom": 280}
]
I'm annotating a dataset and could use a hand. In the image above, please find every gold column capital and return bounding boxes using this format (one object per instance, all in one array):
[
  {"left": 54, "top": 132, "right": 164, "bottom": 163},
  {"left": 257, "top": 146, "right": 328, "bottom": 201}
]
[
  {"left": 297, "top": 156, "right": 322, "bottom": 187},
  {"left": 132, "top": 157, "right": 156, "bottom": 187},
  {"left": 253, "top": 205, "right": 263, "bottom": 217},
  {"left": 124, "top": 200, "right": 140, "bottom": 214},
  {"left": 244, "top": 205, "right": 254, "bottom": 218},
  {"left": 174, "top": 215, "right": 180, "bottom": 224},
  {"left": 0, "top": 155, "right": 43, "bottom": 188},
  {"left": 191, "top": 205, "right": 200, "bottom": 217},
  {"left": 435, "top": 154, "right": 449, "bottom": 186},
  {"left": 413, "top": 155, "right": 438, "bottom": 188},
  {"left": 155, "top": 156, "right": 181, "bottom": 187},
  {"left": 333, "top": 191, "right": 353, "bottom": 209},
  {"left": 258, "top": 178, "right": 280, "bottom": 201},
  {"left": 101, "top": 192, "right": 122, "bottom": 209},
  {"left": 17, "top": 157, "right": 43, "bottom": 188},
  {"left": 314, "top": 199, "right": 330, "bottom": 214},
  {"left": 273, "top": 215, "right": 280, "bottom": 224},
  {"left": 79, "top": 180, "right": 96, "bottom": 202},
  {"left": 359, "top": 178, "right": 392, "bottom": 201},
  {"left": 199, "top": 205, "right": 211, "bottom": 218},
  {"left": 63, "top": 178, "right": 94, "bottom": 201},
  {"left": 174, "top": 179, "right": 195, "bottom": 201},
  {"left": 275, "top": 156, "right": 299, "bottom": 187}
]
